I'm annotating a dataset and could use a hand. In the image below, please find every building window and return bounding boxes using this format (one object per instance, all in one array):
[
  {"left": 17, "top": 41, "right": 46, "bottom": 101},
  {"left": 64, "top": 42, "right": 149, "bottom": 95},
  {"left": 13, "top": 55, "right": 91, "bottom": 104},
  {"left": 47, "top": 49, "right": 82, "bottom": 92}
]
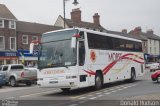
[
  {"left": 144, "top": 42, "right": 147, "bottom": 47},
  {"left": 0, "top": 36, "right": 5, "bottom": 49},
  {"left": 10, "top": 37, "right": 16, "bottom": 50},
  {"left": 9, "top": 20, "right": 16, "bottom": 29},
  {"left": 0, "top": 19, "right": 4, "bottom": 28},
  {"left": 32, "top": 36, "right": 38, "bottom": 41},
  {"left": 154, "top": 47, "right": 156, "bottom": 54},
  {"left": 22, "top": 35, "right": 28, "bottom": 44},
  {"left": 150, "top": 39, "right": 152, "bottom": 44}
]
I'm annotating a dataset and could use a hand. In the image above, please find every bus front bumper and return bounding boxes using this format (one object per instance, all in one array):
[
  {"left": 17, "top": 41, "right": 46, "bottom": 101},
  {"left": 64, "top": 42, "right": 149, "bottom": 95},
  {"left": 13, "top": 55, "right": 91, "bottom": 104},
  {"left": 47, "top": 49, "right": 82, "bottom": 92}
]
[{"left": 37, "top": 78, "right": 78, "bottom": 88}]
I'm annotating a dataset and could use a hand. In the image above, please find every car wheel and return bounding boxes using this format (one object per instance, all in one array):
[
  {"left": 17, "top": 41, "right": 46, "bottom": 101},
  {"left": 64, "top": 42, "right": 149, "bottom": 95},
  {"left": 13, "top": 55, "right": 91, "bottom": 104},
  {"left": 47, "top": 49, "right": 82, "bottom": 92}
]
[
  {"left": 10, "top": 77, "right": 17, "bottom": 87},
  {"left": 95, "top": 73, "right": 103, "bottom": 90},
  {"left": 157, "top": 76, "right": 160, "bottom": 83}
]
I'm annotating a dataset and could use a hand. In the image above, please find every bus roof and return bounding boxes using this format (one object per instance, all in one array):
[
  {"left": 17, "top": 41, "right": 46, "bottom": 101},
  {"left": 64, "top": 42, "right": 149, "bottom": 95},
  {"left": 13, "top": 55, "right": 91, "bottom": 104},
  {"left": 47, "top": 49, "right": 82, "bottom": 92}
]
[{"left": 43, "top": 28, "right": 142, "bottom": 42}]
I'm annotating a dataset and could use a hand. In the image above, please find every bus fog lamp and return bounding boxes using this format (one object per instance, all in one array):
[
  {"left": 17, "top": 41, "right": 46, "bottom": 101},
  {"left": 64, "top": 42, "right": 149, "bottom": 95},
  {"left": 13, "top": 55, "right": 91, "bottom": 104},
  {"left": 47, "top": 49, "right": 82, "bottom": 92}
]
[
  {"left": 38, "top": 78, "right": 43, "bottom": 80},
  {"left": 70, "top": 82, "right": 74, "bottom": 86},
  {"left": 66, "top": 76, "right": 77, "bottom": 79}
]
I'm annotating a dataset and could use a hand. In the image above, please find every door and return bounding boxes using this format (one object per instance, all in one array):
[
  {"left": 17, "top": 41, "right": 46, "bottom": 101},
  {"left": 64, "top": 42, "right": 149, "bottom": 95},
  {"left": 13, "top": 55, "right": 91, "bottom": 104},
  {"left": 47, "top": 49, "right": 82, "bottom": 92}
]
[
  {"left": 78, "top": 40, "right": 89, "bottom": 87},
  {"left": 1, "top": 65, "right": 9, "bottom": 81}
]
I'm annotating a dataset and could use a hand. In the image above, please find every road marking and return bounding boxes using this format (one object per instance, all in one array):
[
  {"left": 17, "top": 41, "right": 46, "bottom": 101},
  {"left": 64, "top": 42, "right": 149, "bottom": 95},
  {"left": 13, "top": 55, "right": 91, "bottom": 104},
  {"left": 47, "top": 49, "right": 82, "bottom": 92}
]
[
  {"left": 79, "top": 100, "right": 87, "bottom": 104},
  {"left": 103, "top": 84, "right": 137, "bottom": 95},
  {"left": 105, "top": 92, "right": 111, "bottom": 95},
  {"left": 47, "top": 101, "right": 77, "bottom": 106},
  {"left": 68, "top": 104, "right": 78, "bottom": 106},
  {"left": 71, "top": 84, "right": 137, "bottom": 99},
  {"left": 78, "top": 97, "right": 86, "bottom": 100},
  {"left": 103, "top": 84, "right": 134, "bottom": 92},
  {"left": 103, "top": 84, "right": 136, "bottom": 92},
  {"left": 96, "top": 92, "right": 102, "bottom": 95},
  {"left": 0, "top": 86, "right": 38, "bottom": 93},
  {"left": 97, "top": 95, "right": 103, "bottom": 97},
  {"left": 89, "top": 97, "right": 97, "bottom": 100},
  {"left": 20, "top": 90, "right": 57, "bottom": 98},
  {"left": 5, "top": 97, "right": 15, "bottom": 99}
]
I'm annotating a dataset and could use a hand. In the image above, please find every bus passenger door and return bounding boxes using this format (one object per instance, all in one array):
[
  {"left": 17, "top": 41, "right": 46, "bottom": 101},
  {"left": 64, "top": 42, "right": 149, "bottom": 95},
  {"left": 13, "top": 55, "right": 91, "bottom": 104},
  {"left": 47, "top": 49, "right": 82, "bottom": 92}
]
[{"left": 78, "top": 40, "right": 89, "bottom": 87}]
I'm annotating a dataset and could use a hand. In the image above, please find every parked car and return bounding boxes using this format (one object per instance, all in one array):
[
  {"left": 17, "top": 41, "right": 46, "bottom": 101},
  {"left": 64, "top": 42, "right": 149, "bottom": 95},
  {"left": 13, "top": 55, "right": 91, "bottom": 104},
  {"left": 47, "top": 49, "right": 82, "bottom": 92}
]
[
  {"left": 25, "top": 66, "right": 38, "bottom": 84},
  {"left": 146, "top": 62, "right": 160, "bottom": 72},
  {"left": 0, "top": 64, "right": 37, "bottom": 87},
  {"left": 0, "top": 73, "right": 6, "bottom": 87},
  {"left": 151, "top": 70, "right": 160, "bottom": 83}
]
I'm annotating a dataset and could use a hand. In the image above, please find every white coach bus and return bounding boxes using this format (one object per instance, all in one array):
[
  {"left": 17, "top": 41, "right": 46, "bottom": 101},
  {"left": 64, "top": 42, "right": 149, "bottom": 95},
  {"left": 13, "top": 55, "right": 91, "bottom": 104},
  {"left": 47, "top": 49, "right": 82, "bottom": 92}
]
[{"left": 30, "top": 28, "right": 145, "bottom": 92}]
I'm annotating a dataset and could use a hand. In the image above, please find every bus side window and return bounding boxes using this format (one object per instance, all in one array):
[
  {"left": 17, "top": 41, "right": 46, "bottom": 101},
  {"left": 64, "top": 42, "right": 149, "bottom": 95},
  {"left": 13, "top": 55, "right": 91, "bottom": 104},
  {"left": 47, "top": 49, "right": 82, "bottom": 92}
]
[{"left": 79, "top": 41, "right": 85, "bottom": 66}]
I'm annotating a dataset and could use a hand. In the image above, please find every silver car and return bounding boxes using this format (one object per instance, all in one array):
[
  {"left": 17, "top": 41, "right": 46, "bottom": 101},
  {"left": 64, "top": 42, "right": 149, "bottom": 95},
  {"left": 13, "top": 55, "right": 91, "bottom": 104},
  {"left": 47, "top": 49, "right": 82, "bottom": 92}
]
[{"left": 0, "top": 64, "right": 37, "bottom": 87}]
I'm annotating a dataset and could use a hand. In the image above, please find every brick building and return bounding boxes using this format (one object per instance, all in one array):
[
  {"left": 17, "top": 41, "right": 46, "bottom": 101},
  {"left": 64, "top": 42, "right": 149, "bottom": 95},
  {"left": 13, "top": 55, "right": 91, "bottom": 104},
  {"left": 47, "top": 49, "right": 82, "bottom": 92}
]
[
  {"left": 54, "top": 8, "right": 106, "bottom": 32},
  {"left": 129, "top": 27, "right": 160, "bottom": 63},
  {"left": 16, "top": 21, "right": 61, "bottom": 66},
  {"left": 0, "top": 4, "right": 62, "bottom": 65},
  {"left": 0, "top": 4, "right": 18, "bottom": 64}
]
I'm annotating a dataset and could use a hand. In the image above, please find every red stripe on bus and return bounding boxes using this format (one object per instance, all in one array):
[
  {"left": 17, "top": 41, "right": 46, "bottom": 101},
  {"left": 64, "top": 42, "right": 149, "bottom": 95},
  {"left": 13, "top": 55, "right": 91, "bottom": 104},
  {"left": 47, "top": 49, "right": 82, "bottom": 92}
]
[{"left": 83, "top": 53, "right": 144, "bottom": 76}]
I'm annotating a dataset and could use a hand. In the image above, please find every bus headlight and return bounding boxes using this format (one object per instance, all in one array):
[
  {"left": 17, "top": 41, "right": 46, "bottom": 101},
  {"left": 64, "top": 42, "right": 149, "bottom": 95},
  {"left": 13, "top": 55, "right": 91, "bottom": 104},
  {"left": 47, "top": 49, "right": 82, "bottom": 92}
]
[{"left": 66, "top": 76, "right": 77, "bottom": 79}]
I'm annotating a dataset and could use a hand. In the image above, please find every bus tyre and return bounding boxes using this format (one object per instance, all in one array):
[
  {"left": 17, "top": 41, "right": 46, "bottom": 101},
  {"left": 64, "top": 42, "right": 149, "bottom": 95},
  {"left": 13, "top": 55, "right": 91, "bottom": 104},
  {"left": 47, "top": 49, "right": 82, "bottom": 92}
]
[
  {"left": 61, "top": 88, "right": 70, "bottom": 92},
  {"left": 10, "top": 77, "right": 17, "bottom": 87},
  {"left": 95, "top": 73, "right": 103, "bottom": 90},
  {"left": 130, "top": 68, "right": 136, "bottom": 82}
]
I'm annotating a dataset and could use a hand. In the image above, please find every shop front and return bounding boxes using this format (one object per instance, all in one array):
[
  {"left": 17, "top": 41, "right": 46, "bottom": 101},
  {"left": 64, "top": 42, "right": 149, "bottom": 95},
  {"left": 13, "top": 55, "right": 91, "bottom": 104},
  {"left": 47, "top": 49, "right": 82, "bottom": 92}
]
[
  {"left": 0, "top": 51, "right": 18, "bottom": 65},
  {"left": 144, "top": 53, "right": 160, "bottom": 63},
  {"left": 18, "top": 49, "right": 38, "bottom": 67}
]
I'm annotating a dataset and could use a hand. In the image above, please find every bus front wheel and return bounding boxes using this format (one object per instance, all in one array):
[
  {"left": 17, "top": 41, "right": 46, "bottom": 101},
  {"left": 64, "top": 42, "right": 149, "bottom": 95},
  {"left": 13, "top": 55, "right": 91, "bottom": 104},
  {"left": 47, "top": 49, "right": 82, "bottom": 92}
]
[{"left": 95, "top": 73, "right": 103, "bottom": 90}]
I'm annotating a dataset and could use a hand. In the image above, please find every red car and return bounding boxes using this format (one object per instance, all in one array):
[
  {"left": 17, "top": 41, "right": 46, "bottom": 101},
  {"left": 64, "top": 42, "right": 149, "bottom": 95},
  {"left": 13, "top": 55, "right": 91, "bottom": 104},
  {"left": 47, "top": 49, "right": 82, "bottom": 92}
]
[{"left": 151, "top": 70, "right": 160, "bottom": 82}]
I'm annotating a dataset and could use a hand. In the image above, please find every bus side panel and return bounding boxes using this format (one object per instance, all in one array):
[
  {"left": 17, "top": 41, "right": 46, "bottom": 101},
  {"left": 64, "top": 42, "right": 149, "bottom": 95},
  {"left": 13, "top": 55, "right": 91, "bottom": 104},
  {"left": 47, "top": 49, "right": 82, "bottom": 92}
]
[{"left": 85, "top": 49, "right": 144, "bottom": 85}]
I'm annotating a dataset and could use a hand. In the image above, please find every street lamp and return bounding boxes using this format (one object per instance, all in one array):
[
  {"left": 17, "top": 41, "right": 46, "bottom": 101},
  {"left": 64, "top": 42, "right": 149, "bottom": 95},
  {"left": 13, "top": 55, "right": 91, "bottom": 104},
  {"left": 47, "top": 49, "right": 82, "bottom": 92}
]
[{"left": 63, "top": 0, "right": 79, "bottom": 28}]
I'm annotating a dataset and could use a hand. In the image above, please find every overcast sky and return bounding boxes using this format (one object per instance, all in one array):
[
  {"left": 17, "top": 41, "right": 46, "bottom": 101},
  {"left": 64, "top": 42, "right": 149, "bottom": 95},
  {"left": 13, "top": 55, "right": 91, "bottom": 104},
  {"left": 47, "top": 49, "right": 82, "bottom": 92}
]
[{"left": 0, "top": 0, "right": 160, "bottom": 35}]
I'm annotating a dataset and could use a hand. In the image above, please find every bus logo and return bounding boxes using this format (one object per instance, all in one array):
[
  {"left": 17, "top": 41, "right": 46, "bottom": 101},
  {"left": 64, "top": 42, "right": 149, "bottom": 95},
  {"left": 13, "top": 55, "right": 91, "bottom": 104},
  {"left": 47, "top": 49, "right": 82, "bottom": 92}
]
[{"left": 90, "top": 50, "right": 96, "bottom": 63}]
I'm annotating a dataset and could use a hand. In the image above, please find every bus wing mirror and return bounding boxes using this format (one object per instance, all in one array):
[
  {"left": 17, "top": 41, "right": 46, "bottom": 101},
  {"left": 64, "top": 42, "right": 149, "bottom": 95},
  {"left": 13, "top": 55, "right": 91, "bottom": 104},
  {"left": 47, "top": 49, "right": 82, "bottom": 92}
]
[
  {"left": 30, "top": 40, "right": 40, "bottom": 54},
  {"left": 71, "top": 37, "right": 76, "bottom": 48},
  {"left": 30, "top": 43, "right": 34, "bottom": 54}
]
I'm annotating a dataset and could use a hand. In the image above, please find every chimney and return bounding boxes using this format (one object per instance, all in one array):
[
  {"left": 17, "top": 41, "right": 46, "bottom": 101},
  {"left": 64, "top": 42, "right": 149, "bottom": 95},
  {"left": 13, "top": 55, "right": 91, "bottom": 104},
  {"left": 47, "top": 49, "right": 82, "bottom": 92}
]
[
  {"left": 122, "top": 29, "right": 127, "bottom": 33},
  {"left": 71, "top": 8, "right": 81, "bottom": 23},
  {"left": 93, "top": 13, "right": 100, "bottom": 25},
  {"left": 133, "top": 26, "right": 141, "bottom": 35},
  {"left": 146, "top": 29, "right": 154, "bottom": 34}
]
